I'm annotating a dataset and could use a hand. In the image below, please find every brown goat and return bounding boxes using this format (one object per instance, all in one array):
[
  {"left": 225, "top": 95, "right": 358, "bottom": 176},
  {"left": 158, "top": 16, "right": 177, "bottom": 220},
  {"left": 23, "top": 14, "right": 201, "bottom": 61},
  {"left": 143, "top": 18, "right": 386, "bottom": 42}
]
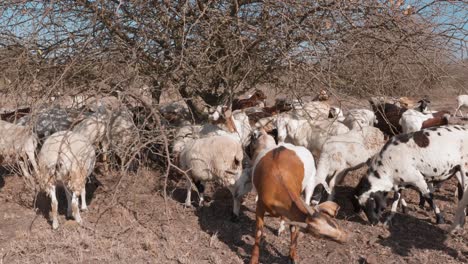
[
  {"left": 250, "top": 132, "right": 347, "bottom": 264},
  {"left": 232, "top": 90, "right": 267, "bottom": 111},
  {"left": 369, "top": 98, "right": 408, "bottom": 137}
]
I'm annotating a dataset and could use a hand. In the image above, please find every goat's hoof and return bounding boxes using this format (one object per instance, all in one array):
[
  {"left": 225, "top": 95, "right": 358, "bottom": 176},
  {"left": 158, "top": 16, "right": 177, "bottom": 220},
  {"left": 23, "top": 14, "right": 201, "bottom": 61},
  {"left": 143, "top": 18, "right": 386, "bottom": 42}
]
[
  {"left": 436, "top": 215, "right": 445, "bottom": 224},
  {"left": 230, "top": 213, "right": 240, "bottom": 223},
  {"left": 52, "top": 221, "right": 59, "bottom": 230},
  {"left": 81, "top": 207, "right": 88, "bottom": 212}
]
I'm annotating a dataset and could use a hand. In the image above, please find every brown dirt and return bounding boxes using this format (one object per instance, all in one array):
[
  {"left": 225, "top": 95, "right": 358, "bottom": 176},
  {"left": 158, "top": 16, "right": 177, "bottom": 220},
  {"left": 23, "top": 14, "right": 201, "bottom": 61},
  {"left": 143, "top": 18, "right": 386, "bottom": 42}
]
[{"left": 1, "top": 96, "right": 468, "bottom": 263}]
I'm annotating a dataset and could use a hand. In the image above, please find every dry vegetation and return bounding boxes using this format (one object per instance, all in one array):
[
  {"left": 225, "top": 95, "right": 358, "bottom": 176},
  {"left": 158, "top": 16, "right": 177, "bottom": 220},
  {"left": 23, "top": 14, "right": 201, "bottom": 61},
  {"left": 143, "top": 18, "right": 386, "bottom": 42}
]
[{"left": 0, "top": 1, "right": 467, "bottom": 263}]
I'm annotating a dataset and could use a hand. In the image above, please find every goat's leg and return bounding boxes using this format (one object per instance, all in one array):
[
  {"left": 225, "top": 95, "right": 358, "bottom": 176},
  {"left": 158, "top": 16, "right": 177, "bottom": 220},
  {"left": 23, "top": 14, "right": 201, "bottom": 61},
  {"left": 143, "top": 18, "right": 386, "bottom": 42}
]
[
  {"left": 71, "top": 192, "right": 82, "bottom": 224},
  {"left": 185, "top": 180, "right": 192, "bottom": 207},
  {"left": 424, "top": 192, "right": 444, "bottom": 224},
  {"left": 400, "top": 197, "right": 408, "bottom": 214},
  {"left": 250, "top": 204, "right": 265, "bottom": 264},
  {"left": 384, "top": 190, "right": 402, "bottom": 226},
  {"left": 289, "top": 225, "right": 300, "bottom": 264},
  {"left": 195, "top": 180, "right": 205, "bottom": 207},
  {"left": 49, "top": 185, "right": 59, "bottom": 230},
  {"left": 418, "top": 191, "right": 426, "bottom": 208},
  {"left": 64, "top": 187, "right": 73, "bottom": 218},
  {"left": 228, "top": 186, "right": 241, "bottom": 222},
  {"left": 278, "top": 216, "right": 286, "bottom": 236},
  {"left": 414, "top": 178, "right": 444, "bottom": 224},
  {"left": 80, "top": 188, "right": 88, "bottom": 211}
]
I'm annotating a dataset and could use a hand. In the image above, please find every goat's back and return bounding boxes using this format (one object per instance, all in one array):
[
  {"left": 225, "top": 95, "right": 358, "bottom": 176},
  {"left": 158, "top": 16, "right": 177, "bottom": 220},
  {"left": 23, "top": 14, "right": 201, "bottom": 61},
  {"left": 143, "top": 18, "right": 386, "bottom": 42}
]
[{"left": 253, "top": 146, "right": 304, "bottom": 216}]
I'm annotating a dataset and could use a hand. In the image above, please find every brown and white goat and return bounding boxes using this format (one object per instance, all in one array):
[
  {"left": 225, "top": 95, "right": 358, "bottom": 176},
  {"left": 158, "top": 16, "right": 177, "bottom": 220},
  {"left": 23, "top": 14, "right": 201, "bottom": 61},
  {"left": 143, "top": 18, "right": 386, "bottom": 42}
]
[{"left": 249, "top": 131, "right": 347, "bottom": 264}]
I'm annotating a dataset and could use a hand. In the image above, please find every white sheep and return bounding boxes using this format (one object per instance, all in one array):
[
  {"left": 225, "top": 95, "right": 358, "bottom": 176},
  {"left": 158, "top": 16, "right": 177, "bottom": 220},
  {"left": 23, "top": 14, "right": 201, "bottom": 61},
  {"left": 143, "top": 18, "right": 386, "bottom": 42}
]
[
  {"left": 178, "top": 135, "right": 245, "bottom": 220},
  {"left": 342, "top": 109, "right": 376, "bottom": 130},
  {"left": 454, "top": 95, "right": 468, "bottom": 117},
  {"left": 355, "top": 125, "right": 468, "bottom": 226},
  {"left": 313, "top": 126, "right": 385, "bottom": 203},
  {"left": 37, "top": 131, "right": 96, "bottom": 229},
  {"left": 0, "top": 120, "right": 39, "bottom": 185},
  {"left": 276, "top": 113, "right": 349, "bottom": 158},
  {"left": 104, "top": 107, "right": 141, "bottom": 170}
]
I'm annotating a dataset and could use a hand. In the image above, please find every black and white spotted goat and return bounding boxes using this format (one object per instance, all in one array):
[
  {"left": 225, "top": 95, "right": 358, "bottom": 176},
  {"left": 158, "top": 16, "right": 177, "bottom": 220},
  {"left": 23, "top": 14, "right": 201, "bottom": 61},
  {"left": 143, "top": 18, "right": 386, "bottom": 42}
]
[{"left": 354, "top": 124, "right": 468, "bottom": 225}]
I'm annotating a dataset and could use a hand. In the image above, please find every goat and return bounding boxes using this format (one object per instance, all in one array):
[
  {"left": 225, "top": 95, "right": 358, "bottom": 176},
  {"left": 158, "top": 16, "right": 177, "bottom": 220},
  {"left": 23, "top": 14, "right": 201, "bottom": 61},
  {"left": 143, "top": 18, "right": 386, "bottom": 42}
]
[
  {"left": 369, "top": 97, "right": 408, "bottom": 137},
  {"left": 178, "top": 135, "right": 246, "bottom": 220},
  {"left": 232, "top": 90, "right": 267, "bottom": 111},
  {"left": 454, "top": 95, "right": 468, "bottom": 117},
  {"left": 249, "top": 131, "right": 347, "bottom": 264},
  {"left": 277, "top": 114, "right": 349, "bottom": 158},
  {"left": 37, "top": 131, "right": 96, "bottom": 229},
  {"left": 399, "top": 109, "right": 451, "bottom": 133},
  {"left": 328, "top": 107, "right": 345, "bottom": 122},
  {"left": 313, "top": 126, "right": 385, "bottom": 203},
  {"left": 342, "top": 109, "right": 376, "bottom": 130},
  {"left": 354, "top": 125, "right": 468, "bottom": 226}
]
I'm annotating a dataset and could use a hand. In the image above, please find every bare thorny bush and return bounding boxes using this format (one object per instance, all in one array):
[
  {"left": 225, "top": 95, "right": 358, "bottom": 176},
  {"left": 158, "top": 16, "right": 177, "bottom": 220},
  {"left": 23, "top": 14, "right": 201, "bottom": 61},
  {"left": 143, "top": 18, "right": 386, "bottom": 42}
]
[{"left": 0, "top": 0, "right": 466, "bottom": 210}]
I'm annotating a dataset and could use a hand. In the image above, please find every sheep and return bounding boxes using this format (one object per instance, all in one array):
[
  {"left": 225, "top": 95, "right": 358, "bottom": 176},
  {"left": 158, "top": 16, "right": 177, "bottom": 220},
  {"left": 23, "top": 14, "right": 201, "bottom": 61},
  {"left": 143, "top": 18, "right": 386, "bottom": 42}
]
[
  {"left": 249, "top": 131, "right": 347, "bottom": 264},
  {"left": 276, "top": 114, "right": 349, "bottom": 158},
  {"left": 232, "top": 90, "right": 267, "bottom": 111},
  {"left": 313, "top": 126, "right": 385, "bottom": 203},
  {"left": 17, "top": 106, "right": 92, "bottom": 140},
  {"left": 178, "top": 135, "right": 245, "bottom": 220},
  {"left": 399, "top": 109, "right": 451, "bottom": 134},
  {"left": 72, "top": 105, "right": 108, "bottom": 145},
  {"left": 37, "top": 131, "right": 96, "bottom": 229},
  {"left": 104, "top": 107, "right": 141, "bottom": 171},
  {"left": 342, "top": 109, "right": 376, "bottom": 130},
  {"left": 354, "top": 125, "right": 468, "bottom": 226},
  {"left": 454, "top": 95, "right": 468, "bottom": 117},
  {"left": 0, "top": 120, "right": 39, "bottom": 184}
]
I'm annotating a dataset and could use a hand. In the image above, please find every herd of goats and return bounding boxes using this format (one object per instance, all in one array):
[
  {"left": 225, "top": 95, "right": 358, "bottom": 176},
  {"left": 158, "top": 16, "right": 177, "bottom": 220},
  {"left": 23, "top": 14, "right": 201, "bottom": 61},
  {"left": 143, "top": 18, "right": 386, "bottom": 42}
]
[{"left": 2, "top": 89, "right": 468, "bottom": 262}]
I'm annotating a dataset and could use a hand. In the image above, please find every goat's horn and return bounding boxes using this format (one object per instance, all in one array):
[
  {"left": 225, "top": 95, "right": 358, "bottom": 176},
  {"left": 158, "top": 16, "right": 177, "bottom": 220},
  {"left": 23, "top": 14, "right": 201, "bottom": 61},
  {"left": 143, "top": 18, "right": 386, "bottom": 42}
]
[{"left": 287, "top": 221, "right": 308, "bottom": 229}]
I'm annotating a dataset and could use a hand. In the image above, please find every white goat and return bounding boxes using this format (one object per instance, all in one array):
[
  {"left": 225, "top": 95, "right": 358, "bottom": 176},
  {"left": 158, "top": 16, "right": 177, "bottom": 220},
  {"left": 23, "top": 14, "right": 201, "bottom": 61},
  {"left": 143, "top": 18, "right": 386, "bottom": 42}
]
[
  {"left": 342, "top": 109, "right": 376, "bottom": 130},
  {"left": 276, "top": 113, "right": 349, "bottom": 158},
  {"left": 313, "top": 126, "right": 385, "bottom": 203},
  {"left": 355, "top": 125, "right": 468, "bottom": 226},
  {"left": 37, "top": 131, "right": 96, "bottom": 229},
  {"left": 329, "top": 107, "right": 345, "bottom": 122},
  {"left": 0, "top": 120, "right": 39, "bottom": 184},
  {"left": 454, "top": 95, "right": 468, "bottom": 117},
  {"left": 179, "top": 135, "right": 245, "bottom": 219}
]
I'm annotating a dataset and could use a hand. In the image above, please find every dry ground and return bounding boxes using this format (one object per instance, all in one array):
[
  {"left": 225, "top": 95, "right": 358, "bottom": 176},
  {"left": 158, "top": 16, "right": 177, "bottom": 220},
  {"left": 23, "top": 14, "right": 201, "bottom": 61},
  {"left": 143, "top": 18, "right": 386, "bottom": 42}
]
[{"left": 1, "top": 95, "right": 468, "bottom": 263}]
